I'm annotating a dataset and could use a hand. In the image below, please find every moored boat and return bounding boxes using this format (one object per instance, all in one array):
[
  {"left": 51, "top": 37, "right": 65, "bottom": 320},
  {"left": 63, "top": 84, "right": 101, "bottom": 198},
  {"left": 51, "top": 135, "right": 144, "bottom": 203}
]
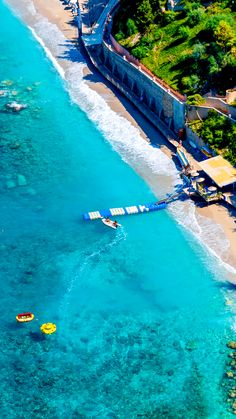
[{"left": 102, "top": 218, "right": 121, "bottom": 229}]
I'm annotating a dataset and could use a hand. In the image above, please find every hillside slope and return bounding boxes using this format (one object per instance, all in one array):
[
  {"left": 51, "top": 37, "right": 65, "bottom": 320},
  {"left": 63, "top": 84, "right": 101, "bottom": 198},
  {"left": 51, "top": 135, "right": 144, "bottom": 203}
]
[{"left": 113, "top": 0, "right": 236, "bottom": 95}]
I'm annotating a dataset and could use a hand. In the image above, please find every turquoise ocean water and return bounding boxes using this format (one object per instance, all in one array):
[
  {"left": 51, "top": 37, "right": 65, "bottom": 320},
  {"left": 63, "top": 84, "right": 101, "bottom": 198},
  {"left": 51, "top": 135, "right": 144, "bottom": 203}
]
[{"left": 0, "top": 1, "right": 235, "bottom": 417}]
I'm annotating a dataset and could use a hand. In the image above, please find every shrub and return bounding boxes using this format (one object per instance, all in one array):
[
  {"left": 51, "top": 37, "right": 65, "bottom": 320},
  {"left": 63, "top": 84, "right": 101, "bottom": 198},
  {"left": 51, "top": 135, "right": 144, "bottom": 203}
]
[
  {"left": 182, "top": 74, "right": 200, "bottom": 93},
  {"left": 213, "top": 21, "right": 235, "bottom": 49},
  {"left": 178, "top": 26, "right": 191, "bottom": 39},
  {"left": 132, "top": 45, "right": 149, "bottom": 59},
  {"left": 208, "top": 56, "right": 220, "bottom": 75},
  {"left": 187, "top": 94, "right": 206, "bottom": 105},
  {"left": 115, "top": 31, "right": 125, "bottom": 42},
  {"left": 187, "top": 8, "right": 205, "bottom": 27},
  {"left": 196, "top": 110, "right": 236, "bottom": 161},
  {"left": 126, "top": 19, "right": 138, "bottom": 36},
  {"left": 153, "top": 27, "right": 163, "bottom": 40},
  {"left": 162, "top": 11, "right": 176, "bottom": 24},
  {"left": 206, "top": 14, "right": 234, "bottom": 33},
  {"left": 135, "top": 0, "right": 154, "bottom": 32},
  {"left": 192, "top": 43, "right": 206, "bottom": 60},
  {"left": 184, "top": 2, "right": 202, "bottom": 14},
  {"left": 140, "top": 34, "right": 153, "bottom": 47}
]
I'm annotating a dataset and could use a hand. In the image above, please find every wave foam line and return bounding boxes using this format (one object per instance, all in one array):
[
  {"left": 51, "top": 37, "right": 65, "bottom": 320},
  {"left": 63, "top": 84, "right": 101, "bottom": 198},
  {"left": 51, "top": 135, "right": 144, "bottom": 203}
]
[
  {"left": 28, "top": 25, "right": 65, "bottom": 79},
  {"left": 169, "top": 199, "right": 236, "bottom": 276}
]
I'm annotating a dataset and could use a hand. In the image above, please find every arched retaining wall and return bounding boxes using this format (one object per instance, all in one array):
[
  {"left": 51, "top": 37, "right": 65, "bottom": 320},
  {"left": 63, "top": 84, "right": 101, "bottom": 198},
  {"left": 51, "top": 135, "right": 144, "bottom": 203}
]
[{"left": 88, "top": 42, "right": 185, "bottom": 137}]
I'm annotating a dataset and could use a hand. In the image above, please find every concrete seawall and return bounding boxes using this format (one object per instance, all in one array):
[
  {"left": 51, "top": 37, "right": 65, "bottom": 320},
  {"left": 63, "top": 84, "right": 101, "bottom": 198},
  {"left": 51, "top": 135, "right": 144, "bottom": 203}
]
[
  {"left": 78, "top": 0, "right": 186, "bottom": 140},
  {"left": 87, "top": 41, "right": 185, "bottom": 138}
]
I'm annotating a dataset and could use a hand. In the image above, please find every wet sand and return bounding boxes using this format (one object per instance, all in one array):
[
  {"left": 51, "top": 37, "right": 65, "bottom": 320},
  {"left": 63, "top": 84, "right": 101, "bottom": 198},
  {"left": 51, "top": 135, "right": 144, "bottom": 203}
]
[{"left": 5, "top": 0, "right": 236, "bottom": 272}]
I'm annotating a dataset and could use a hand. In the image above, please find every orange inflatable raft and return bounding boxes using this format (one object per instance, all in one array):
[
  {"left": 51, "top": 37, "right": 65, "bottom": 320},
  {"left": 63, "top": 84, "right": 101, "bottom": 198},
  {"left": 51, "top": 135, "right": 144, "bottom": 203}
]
[{"left": 16, "top": 312, "right": 34, "bottom": 323}]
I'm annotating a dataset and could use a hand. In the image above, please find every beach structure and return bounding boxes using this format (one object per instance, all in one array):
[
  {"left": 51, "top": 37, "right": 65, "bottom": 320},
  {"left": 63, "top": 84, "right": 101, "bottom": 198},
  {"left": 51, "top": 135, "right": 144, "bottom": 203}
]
[
  {"left": 198, "top": 156, "right": 236, "bottom": 189},
  {"left": 193, "top": 177, "right": 221, "bottom": 203},
  {"left": 188, "top": 156, "right": 236, "bottom": 205},
  {"left": 197, "top": 156, "right": 236, "bottom": 207}
]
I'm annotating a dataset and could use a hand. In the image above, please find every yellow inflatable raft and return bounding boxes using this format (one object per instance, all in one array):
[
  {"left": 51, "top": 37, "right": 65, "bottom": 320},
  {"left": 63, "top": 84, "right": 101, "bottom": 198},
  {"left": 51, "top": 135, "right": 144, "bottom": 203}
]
[{"left": 40, "top": 323, "right": 56, "bottom": 335}]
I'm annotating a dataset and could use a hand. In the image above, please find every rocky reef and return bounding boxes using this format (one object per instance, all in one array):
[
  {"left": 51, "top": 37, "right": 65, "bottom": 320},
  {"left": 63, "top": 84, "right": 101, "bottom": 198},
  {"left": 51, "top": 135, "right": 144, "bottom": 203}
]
[{"left": 221, "top": 341, "right": 236, "bottom": 415}]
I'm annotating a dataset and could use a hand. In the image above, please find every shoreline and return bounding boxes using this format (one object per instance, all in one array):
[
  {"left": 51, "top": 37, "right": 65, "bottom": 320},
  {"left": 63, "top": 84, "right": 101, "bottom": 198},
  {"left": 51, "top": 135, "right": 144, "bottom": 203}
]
[{"left": 5, "top": 0, "right": 236, "bottom": 277}]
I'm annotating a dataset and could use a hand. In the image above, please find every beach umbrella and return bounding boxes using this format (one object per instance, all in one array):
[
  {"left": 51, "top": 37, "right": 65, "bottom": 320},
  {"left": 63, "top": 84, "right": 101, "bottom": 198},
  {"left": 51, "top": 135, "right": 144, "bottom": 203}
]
[
  {"left": 208, "top": 186, "right": 217, "bottom": 192},
  {"left": 196, "top": 177, "right": 205, "bottom": 183}
]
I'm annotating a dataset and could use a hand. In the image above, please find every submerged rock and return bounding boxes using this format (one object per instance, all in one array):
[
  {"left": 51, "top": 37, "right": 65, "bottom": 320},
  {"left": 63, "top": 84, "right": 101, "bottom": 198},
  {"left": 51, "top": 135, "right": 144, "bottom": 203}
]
[
  {"left": 17, "top": 174, "right": 27, "bottom": 186},
  {"left": 185, "top": 340, "right": 197, "bottom": 351},
  {"left": 9, "top": 142, "right": 21, "bottom": 150},
  {"left": 2, "top": 80, "right": 13, "bottom": 86},
  {"left": 229, "top": 353, "right": 235, "bottom": 358},
  {"left": 227, "top": 342, "right": 236, "bottom": 349},
  {"left": 26, "top": 188, "right": 36, "bottom": 196},
  {"left": 6, "top": 180, "right": 16, "bottom": 189}
]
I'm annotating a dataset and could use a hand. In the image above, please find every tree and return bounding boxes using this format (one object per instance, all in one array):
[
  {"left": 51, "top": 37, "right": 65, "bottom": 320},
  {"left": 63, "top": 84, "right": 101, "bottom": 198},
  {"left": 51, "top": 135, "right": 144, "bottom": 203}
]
[
  {"left": 213, "top": 20, "right": 235, "bottom": 50},
  {"left": 192, "top": 43, "right": 205, "bottom": 60},
  {"left": 149, "top": 0, "right": 160, "bottom": 16},
  {"left": 186, "top": 94, "right": 206, "bottom": 105},
  {"left": 182, "top": 74, "right": 200, "bottom": 93},
  {"left": 178, "top": 26, "right": 191, "bottom": 39},
  {"left": 126, "top": 19, "right": 138, "bottom": 36},
  {"left": 208, "top": 56, "right": 220, "bottom": 76},
  {"left": 132, "top": 45, "right": 149, "bottom": 59},
  {"left": 135, "top": 0, "right": 154, "bottom": 31},
  {"left": 187, "top": 7, "right": 205, "bottom": 27},
  {"left": 197, "top": 110, "right": 234, "bottom": 153}
]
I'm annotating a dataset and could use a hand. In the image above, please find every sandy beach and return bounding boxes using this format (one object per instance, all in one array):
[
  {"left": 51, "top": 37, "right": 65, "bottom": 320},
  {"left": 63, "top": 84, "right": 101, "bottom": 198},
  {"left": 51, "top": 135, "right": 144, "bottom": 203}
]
[{"left": 5, "top": 0, "right": 236, "bottom": 274}]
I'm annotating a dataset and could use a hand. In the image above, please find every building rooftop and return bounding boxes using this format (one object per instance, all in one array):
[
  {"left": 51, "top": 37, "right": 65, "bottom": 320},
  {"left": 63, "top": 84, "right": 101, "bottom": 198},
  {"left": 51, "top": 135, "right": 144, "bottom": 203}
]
[{"left": 198, "top": 156, "right": 236, "bottom": 188}]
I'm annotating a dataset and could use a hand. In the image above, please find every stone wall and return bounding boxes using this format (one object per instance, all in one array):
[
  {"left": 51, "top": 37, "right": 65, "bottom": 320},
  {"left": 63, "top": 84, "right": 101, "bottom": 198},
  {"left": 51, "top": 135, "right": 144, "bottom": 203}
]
[
  {"left": 187, "top": 105, "right": 236, "bottom": 123},
  {"left": 186, "top": 127, "right": 205, "bottom": 149},
  {"left": 204, "top": 97, "right": 236, "bottom": 120},
  {"left": 88, "top": 40, "right": 186, "bottom": 137}
]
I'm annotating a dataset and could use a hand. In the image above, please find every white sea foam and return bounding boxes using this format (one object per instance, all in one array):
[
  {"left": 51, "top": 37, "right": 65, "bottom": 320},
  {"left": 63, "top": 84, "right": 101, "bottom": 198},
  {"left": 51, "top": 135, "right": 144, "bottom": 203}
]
[
  {"left": 169, "top": 199, "right": 236, "bottom": 276},
  {"left": 29, "top": 26, "right": 65, "bottom": 79},
  {"left": 6, "top": 0, "right": 236, "bottom": 279}
]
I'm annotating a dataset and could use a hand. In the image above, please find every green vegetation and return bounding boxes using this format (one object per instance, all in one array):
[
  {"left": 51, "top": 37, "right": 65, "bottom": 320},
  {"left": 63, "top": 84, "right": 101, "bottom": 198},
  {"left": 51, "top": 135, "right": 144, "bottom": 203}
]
[
  {"left": 113, "top": 1, "right": 236, "bottom": 95},
  {"left": 186, "top": 94, "right": 206, "bottom": 105},
  {"left": 191, "top": 110, "right": 236, "bottom": 165}
]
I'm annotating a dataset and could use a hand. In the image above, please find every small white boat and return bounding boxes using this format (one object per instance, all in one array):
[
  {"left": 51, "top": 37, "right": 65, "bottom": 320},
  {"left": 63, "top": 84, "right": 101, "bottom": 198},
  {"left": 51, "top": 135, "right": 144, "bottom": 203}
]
[
  {"left": 101, "top": 218, "right": 121, "bottom": 229},
  {"left": 6, "top": 102, "right": 27, "bottom": 112}
]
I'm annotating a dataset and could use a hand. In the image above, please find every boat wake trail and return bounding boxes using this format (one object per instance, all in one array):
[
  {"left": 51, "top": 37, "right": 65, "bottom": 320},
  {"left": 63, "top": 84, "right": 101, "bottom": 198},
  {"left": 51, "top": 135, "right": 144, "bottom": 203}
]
[{"left": 59, "top": 227, "right": 127, "bottom": 317}]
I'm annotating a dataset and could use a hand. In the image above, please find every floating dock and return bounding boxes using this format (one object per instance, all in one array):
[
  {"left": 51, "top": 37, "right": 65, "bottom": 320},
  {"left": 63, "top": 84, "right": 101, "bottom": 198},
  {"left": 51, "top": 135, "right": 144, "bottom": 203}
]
[{"left": 83, "top": 202, "right": 167, "bottom": 221}]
